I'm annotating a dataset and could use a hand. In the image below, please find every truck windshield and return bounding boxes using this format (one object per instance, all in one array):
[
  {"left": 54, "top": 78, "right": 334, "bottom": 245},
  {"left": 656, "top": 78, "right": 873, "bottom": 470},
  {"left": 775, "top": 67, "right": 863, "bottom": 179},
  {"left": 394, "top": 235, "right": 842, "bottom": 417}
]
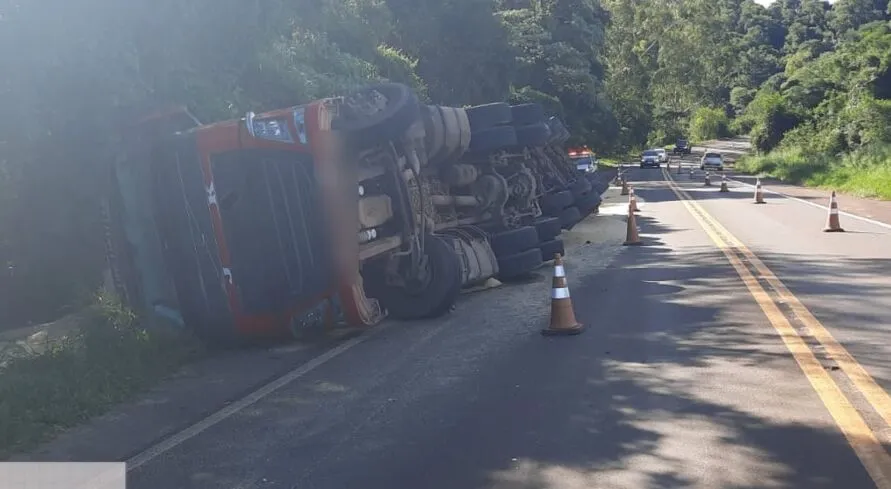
[{"left": 643, "top": 151, "right": 657, "bottom": 156}]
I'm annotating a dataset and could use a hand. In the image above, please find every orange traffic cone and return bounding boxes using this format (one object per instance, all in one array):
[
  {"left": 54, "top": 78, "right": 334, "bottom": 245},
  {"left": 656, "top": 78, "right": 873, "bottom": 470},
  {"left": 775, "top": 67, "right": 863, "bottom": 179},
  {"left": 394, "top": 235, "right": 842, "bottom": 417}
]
[
  {"left": 623, "top": 206, "right": 642, "bottom": 246},
  {"left": 719, "top": 175, "right": 729, "bottom": 192},
  {"left": 677, "top": 161, "right": 683, "bottom": 174},
  {"left": 824, "top": 191, "right": 845, "bottom": 232},
  {"left": 620, "top": 178, "right": 629, "bottom": 196},
  {"left": 753, "top": 179, "right": 766, "bottom": 204},
  {"left": 704, "top": 171, "right": 711, "bottom": 187},
  {"left": 541, "top": 254, "right": 584, "bottom": 336},
  {"left": 629, "top": 188, "right": 640, "bottom": 212}
]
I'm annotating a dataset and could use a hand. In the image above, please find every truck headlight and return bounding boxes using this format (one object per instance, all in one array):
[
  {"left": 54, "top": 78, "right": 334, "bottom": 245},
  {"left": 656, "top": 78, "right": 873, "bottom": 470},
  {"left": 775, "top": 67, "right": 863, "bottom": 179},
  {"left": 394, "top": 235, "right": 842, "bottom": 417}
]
[{"left": 244, "top": 112, "right": 294, "bottom": 143}]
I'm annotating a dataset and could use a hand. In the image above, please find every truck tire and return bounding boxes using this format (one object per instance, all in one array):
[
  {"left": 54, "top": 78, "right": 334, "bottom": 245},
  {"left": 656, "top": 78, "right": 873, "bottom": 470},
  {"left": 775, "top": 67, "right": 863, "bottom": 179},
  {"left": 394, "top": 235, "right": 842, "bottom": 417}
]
[
  {"left": 534, "top": 216, "right": 562, "bottom": 241},
  {"left": 569, "top": 178, "right": 592, "bottom": 199},
  {"left": 539, "top": 238, "right": 565, "bottom": 261},
  {"left": 540, "top": 190, "right": 573, "bottom": 216},
  {"left": 333, "top": 83, "right": 420, "bottom": 146},
  {"left": 546, "top": 117, "right": 566, "bottom": 143},
  {"left": 511, "top": 103, "right": 545, "bottom": 125},
  {"left": 440, "top": 107, "right": 463, "bottom": 160},
  {"left": 577, "top": 191, "right": 602, "bottom": 214},
  {"left": 490, "top": 226, "right": 540, "bottom": 257},
  {"left": 455, "top": 108, "right": 472, "bottom": 153},
  {"left": 469, "top": 126, "right": 518, "bottom": 153},
  {"left": 371, "top": 235, "right": 462, "bottom": 320},
  {"left": 560, "top": 206, "right": 583, "bottom": 230},
  {"left": 497, "top": 248, "right": 543, "bottom": 280},
  {"left": 515, "top": 122, "right": 551, "bottom": 147},
  {"left": 466, "top": 103, "right": 513, "bottom": 131},
  {"left": 423, "top": 106, "right": 447, "bottom": 164}
]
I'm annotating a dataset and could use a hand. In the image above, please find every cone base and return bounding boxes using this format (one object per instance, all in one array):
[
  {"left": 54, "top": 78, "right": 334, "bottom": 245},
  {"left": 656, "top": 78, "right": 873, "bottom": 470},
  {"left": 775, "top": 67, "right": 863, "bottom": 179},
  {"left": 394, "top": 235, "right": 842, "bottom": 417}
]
[
  {"left": 753, "top": 201, "right": 766, "bottom": 204},
  {"left": 823, "top": 227, "right": 845, "bottom": 232},
  {"left": 623, "top": 240, "right": 643, "bottom": 246},
  {"left": 719, "top": 188, "right": 729, "bottom": 193},
  {"left": 541, "top": 323, "right": 584, "bottom": 336}
]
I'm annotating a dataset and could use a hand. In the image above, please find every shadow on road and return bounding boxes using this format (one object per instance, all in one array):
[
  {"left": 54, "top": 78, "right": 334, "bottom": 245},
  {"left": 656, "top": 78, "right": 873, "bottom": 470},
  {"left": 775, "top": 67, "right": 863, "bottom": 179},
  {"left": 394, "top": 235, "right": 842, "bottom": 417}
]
[
  {"left": 127, "top": 180, "right": 884, "bottom": 489},
  {"left": 457, "top": 241, "right": 878, "bottom": 488}
]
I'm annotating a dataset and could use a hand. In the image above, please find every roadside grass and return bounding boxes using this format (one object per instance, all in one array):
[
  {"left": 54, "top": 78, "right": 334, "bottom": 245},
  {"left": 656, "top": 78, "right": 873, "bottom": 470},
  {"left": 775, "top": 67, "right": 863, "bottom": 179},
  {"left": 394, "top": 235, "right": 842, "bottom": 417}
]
[
  {"left": 0, "top": 292, "right": 202, "bottom": 458},
  {"left": 597, "top": 156, "right": 619, "bottom": 167},
  {"left": 736, "top": 144, "right": 891, "bottom": 200}
]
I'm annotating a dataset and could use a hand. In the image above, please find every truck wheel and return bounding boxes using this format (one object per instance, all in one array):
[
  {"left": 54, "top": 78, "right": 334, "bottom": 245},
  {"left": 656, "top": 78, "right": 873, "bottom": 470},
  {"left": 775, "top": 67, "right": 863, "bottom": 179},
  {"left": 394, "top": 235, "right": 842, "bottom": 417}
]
[
  {"left": 511, "top": 103, "right": 546, "bottom": 125},
  {"left": 539, "top": 238, "right": 565, "bottom": 262},
  {"left": 439, "top": 107, "right": 463, "bottom": 160},
  {"left": 466, "top": 102, "right": 513, "bottom": 131},
  {"left": 423, "top": 106, "right": 447, "bottom": 164},
  {"left": 497, "top": 248, "right": 544, "bottom": 280},
  {"left": 490, "top": 226, "right": 540, "bottom": 257},
  {"left": 540, "top": 190, "right": 573, "bottom": 216},
  {"left": 333, "top": 83, "right": 420, "bottom": 145},
  {"left": 371, "top": 235, "right": 462, "bottom": 320},
  {"left": 577, "top": 192, "right": 602, "bottom": 214},
  {"left": 455, "top": 108, "right": 472, "bottom": 153},
  {"left": 560, "top": 206, "right": 583, "bottom": 230},
  {"left": 534, "top": 216, "right": 562, "bottom": 241},
  {"left": 515, "top": 122, "right": 552, "bottom": 147},
  {"left": 469, "top": 126, "right": 518, "bottom": 153},
  {"left": 569, "top": 178, "right": 592, "bottom": 199}
]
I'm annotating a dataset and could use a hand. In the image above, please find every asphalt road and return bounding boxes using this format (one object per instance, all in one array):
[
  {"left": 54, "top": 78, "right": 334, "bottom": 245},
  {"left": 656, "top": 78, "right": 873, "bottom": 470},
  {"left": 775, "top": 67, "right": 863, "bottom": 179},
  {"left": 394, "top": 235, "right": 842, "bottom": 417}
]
[{"left": 125, "top": 160, "right": 891, "bottom": 489}]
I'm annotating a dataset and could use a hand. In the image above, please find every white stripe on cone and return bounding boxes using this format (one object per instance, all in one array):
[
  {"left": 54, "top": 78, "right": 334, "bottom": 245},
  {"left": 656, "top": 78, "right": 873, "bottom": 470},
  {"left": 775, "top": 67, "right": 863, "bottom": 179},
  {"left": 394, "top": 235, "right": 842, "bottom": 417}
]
[
  {"left": 552, "top": 287, "right": 571, "bottom": 299},
  {"left": 553, "top": 265, "right": 566, "bottom": 278}
]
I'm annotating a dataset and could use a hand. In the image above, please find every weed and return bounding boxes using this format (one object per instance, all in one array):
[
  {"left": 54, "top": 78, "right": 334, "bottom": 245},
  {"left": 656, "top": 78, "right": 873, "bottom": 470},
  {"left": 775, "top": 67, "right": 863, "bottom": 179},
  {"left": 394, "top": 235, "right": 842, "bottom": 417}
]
[
  {"left": 736, "top": 144, "right": 891, "bottom": 199},
  {"left": 0, "top": 290, "right": 202, "bottom": 458}
]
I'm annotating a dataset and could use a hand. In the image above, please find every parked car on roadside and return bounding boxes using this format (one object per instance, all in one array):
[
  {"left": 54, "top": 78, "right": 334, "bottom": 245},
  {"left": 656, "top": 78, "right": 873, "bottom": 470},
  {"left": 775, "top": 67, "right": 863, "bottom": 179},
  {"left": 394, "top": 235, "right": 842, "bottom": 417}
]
[{"left": 700, "top": 151, "right": 724, "bottom": 171}]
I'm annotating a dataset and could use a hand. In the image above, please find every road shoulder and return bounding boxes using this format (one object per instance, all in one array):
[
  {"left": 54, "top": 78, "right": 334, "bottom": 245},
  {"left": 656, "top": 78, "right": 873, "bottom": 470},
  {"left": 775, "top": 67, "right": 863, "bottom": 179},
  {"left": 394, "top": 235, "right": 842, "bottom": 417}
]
[{"left": 17, "top": 171, "right": 625, "bottom": 465}]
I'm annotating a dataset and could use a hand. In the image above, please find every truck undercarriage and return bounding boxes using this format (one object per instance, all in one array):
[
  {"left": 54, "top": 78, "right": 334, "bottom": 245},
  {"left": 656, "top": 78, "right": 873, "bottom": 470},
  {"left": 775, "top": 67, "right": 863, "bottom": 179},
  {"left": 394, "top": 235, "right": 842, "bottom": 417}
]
[{"left": 107, "top": 83, "right": 609, "bottom": 345}]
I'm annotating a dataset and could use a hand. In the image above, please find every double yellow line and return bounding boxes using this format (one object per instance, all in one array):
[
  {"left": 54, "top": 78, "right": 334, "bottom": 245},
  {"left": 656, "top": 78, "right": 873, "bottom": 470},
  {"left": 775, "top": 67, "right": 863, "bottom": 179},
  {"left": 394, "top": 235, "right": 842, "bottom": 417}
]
[{"left": 662, "top": 168, "right": 891, "bottom": 488}]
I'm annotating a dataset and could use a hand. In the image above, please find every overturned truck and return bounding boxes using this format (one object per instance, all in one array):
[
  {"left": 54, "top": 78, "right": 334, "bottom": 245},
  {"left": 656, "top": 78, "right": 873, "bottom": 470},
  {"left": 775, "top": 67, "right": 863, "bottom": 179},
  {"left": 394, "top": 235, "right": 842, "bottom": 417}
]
[{"left": 106, "top": 83, "right": 608, "bottom": 345}]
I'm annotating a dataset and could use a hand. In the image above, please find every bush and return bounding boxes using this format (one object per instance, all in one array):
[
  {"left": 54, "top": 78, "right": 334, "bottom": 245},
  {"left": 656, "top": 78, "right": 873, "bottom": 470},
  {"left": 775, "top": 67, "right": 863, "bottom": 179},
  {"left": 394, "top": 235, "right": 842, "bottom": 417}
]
[
  {"left": 730, "top": 116, "right": 754, "bottom": 136},
  {"left": 0, "top": 291, "right": 201, "bottom": 457},
  {"left": 744, "top": 90, "right": 801, "bottom": 153},
  {"left": 688, "top": 107, "right": 731, "bottom": 142},
  {"left": 374, "top": 45, "right": 428, "bottom": 101}
]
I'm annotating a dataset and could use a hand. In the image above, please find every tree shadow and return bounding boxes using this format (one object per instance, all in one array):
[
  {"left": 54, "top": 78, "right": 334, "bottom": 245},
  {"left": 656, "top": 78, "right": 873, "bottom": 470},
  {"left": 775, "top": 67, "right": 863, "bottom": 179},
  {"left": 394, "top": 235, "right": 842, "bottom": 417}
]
[{"left": 127, "top": 237, "right": 883, "bottom": 489}]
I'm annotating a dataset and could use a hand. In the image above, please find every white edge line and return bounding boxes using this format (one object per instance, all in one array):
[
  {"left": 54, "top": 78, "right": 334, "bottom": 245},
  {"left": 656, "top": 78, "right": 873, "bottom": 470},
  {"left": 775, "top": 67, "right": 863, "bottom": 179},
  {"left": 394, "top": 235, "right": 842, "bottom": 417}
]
[
  {"left": 126, "top": 326, "right": 386, "bottom": 472},
  {"left": 725, "top": 177, "right": 891, "bottom": 231}
]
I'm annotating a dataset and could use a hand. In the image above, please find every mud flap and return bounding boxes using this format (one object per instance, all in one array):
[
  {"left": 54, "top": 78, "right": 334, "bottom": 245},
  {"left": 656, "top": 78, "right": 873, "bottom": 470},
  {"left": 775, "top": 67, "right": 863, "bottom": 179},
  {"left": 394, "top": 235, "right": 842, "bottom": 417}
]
[{"left": 439, "top": 226, "right": 499, "bottom": 287}]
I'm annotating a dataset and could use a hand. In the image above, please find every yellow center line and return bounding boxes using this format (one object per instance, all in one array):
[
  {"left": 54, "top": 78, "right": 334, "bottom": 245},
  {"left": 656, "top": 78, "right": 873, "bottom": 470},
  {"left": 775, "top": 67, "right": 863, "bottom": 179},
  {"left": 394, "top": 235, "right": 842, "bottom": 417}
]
[
  {"left": 661, "top": 168, "right": 891, "bottom": 489},
  {"left": 669, "top": 169, "right": 891, "bottom": 426}
]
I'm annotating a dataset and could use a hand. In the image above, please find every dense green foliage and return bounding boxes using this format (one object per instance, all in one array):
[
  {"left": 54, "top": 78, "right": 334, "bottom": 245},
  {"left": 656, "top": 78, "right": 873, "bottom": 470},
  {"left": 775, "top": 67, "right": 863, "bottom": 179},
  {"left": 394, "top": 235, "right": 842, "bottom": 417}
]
[{"left": 1, "top": 0, "right": 891, "bottom": 327}]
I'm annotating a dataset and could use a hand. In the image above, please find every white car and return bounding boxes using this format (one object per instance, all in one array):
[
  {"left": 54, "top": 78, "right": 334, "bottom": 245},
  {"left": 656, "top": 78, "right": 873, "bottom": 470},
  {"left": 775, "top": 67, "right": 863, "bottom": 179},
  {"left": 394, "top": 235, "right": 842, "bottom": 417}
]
[
  {"left": 700, "top": 152, "right": 724, "bottom": 171},
  {"left": 655, "top": 148, "right": 668, "bottom": 163}
]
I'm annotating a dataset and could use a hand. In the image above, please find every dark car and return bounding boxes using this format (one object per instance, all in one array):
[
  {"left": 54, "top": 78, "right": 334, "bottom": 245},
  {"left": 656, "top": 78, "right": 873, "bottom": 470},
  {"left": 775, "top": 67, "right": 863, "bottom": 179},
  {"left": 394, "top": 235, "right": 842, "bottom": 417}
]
[{"left": 674, "top": 138, "right": 691, "bottom": 155}]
